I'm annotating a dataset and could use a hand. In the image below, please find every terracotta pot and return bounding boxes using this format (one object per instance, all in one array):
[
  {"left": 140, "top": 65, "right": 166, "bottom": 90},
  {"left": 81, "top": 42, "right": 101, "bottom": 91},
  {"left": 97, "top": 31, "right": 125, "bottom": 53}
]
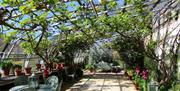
[
  {"left": 24, "top": 67, "right": 31, "bottom": 75},
  {"left": 14, "top": 69, "right": 22, "bottom": 76},
  {"left": 44, "top": 64, "right": 49, "bottom": 69},
  {"left": 36, "top": 64, "right": 41, "bottom": 71},
  {"left": 134, "top": 84, "right": 139, "bottom": 90},
  {"left": 89, "top": 68, "right": 93, "bottom": 72},
  {"left": 56, "top": 63, "right": 63, "bottom": 70},
  {"left": 61, "top": 63, "right": 64, "bottom": 67},
  {"left": 0, "top": 68, "right": 10, "bottom": 77},
  {"left": 43, "top": 68, "right": 49, "bottom": 78},
  {"left": 124, "top": 71, "right": 128, "bottom": 76},
  {"left": 129, "top": 75, "right": 132, "bottom": 80}
]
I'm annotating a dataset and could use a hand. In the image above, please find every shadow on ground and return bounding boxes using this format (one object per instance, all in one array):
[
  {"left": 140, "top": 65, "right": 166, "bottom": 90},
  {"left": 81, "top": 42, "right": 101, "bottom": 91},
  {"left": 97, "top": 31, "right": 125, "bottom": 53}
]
[{"left": 61, "top": 72, "right": 137, "bottom": 91}]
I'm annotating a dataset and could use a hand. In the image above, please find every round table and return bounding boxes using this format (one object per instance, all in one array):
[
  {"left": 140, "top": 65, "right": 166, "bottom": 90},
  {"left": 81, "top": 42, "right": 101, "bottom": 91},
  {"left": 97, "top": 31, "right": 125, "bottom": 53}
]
[{"left": 9, "top": 84, "right": 52, "bottom": 91}]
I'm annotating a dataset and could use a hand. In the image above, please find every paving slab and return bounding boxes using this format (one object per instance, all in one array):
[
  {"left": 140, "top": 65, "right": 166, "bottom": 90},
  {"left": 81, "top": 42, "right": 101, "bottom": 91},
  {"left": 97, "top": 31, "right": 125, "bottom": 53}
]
[{"left": 66, "top": 72, "right": 138, "bottom": 91}]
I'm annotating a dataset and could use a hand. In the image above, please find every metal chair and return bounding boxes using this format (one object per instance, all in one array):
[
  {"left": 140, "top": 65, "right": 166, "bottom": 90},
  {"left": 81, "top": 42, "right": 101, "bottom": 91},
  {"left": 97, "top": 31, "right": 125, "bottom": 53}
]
[{"left": 45, "top": 75, "right": 59, "bottom": 91}]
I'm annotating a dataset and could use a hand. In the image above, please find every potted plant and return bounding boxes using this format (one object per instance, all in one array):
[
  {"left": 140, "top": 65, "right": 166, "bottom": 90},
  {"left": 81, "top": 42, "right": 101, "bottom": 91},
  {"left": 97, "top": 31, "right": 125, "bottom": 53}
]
[
  {"left": 124, "top": 68, "right": 128, "bottom": 77},
  {"left": 24, "top": 67, "right": 32, "bottom": 75},
  {"left": 134, "top": 83, "right": 139, "bottom": 90},
  {"left": 36, "top": 64, "right": 41, "bottom": 71},
  {"left": 85, "top": 64, "right": 94, "bottom": 72},
  {"left": 13, "top": 64, "right": 22, "bottom": 76},
  {"left": 127, "top": 69, "right": 133, "bottom": 80},
  {"left": 0, "top": 60, "right": 13, "bottom": 77},
  {"left": 55, "top": 62, "right": 65, "bottom": 70},
  {"left": 54, "top": 56, "right": 64, "bottom": 70}
]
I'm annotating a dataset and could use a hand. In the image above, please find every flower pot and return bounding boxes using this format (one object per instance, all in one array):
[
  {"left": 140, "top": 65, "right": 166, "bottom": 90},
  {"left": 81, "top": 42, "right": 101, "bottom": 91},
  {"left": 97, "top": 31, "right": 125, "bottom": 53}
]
[
  {"left": 14, "top": 69, "right": 22, "bottom": 76},
  {"left": 134, "top": 84, "right": 139, "bottom": 90},
  {"left": 36, "top": 64, "right": 41, "bottom": 71},
  {"left": 89, "top": 68, "right": 93, "bottom": 72},
  {"left": 56, "top": 63, "right": 63, "bottom": 70},
  {"left": 129, "top": 75, "right": 132, "bottom": 80},
  {"left": 24, "top": 67, "right": 32, "bottom": 75},
  {"left": 124, "top": 71, "right": 128, "bottom": 77},
  {"left": 43, "top": 68, "right": 49, "bottom": 78},
  {"left": 0, "top": 68, "right": 10, "bottom": 77},
  {"left": 61, "top": 63, "right": 64, "bottom": 67}
]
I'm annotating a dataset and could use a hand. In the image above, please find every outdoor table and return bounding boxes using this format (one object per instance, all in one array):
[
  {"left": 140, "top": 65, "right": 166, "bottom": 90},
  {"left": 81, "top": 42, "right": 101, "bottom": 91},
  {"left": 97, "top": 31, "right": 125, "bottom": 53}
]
[{"left": 9, "top": 84, "right": 52, "bottom": 91}]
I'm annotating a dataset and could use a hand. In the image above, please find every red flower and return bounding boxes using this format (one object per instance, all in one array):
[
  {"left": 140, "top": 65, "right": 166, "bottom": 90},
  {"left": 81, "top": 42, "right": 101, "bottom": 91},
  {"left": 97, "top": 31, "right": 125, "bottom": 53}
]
[{"left": 43, "top": 68, "right": 49, "bottom": 78}]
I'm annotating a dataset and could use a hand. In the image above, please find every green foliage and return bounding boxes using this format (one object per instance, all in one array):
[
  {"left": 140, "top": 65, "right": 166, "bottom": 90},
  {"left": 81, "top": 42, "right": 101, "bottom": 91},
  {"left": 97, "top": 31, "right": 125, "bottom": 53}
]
[
  {"left": 139, "top": 79, "right": 147, "bottom": 91},
  {"left": 144, "top": 56, "right": 157, "bottom": 73},
  {"left": 53, "top": 55, "right": 65, "bottom": 63},
  {"left": 1, "top": 1, "right": 177, "bottom": 88},
  {"left": 85, "top": 64, "right": 93, "bottom": 70},
  {"left": 112, "top": 36, "right": 144, "bottom": 67},
  {"left": 147, "top": 40, "right": 157, "bottom": 51},
  {"left": 12, "top": 64, "right": 22, "bottom": 70},
  {"left": 0, "top": 60, "right": 13, "bottom": 69},
  {"left": 132, "top": 71, "right": 147, "bottom": 91},
  {"left": 112, "top": 61, "right": 119, "bottom": 66},
  {"left": 1, "top": 30, "right": 18, "bottom": 43},
  {"left": 20, "top": 42, "right": 34, "bottom": 54},
  {"left": 0, "top": 0, "right": 149, "bottom": 62},
  {"left": 127, "top": 69, "right": 133, "bottom": 76},
  {"left": 107, "top": 1, "right": 117, "bottom": 10},
  {"left": 169, "top": 83, "right": 180, "bottom": 91}
]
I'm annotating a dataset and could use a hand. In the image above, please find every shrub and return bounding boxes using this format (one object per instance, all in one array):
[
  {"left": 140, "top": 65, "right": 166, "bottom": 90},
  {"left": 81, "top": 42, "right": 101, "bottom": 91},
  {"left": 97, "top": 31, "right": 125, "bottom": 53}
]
[
  {"left": 85, "top": 64, "right": 93, "bottom": 70},
  {"left": 0, "top": 60, "right": 13, "bottom": 69},
  {"left": 13, "top": 64, "right": 22, "bottom": 70}
]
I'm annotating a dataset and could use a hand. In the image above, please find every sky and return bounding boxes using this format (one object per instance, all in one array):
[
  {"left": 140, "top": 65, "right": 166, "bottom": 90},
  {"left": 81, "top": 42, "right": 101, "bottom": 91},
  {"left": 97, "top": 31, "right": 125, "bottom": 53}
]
[
  {"left": 66, "top": 0, "right": 124, "bottom": 11},
  {"left": 0, "top": 0, "right": 124, "bottom": 42}
]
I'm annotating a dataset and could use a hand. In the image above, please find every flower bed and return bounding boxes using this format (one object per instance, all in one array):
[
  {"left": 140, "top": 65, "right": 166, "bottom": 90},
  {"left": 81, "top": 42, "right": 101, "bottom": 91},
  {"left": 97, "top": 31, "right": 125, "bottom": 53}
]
[{"left": 126, "top": 65, "right": 149, "bottom": 91}]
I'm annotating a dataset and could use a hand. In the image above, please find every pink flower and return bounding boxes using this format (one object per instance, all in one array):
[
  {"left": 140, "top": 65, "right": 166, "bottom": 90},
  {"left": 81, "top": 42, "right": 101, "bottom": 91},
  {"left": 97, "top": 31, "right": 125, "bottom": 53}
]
[
  {"left": 141, "top": 69, "right": 148, "bottom": 80},
  {"left": 135, "top": 66, "right": 140, "bottom": 75}
]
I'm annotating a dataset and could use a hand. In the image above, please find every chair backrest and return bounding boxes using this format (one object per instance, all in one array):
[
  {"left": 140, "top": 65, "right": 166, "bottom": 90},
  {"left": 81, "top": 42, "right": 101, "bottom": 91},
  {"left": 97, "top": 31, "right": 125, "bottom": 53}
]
[
  {"left": 14, "top": 76, "right": 28, "bottom": 86},
  {"left": 45, "top": 75, "right": 59, "bottom": 91}
]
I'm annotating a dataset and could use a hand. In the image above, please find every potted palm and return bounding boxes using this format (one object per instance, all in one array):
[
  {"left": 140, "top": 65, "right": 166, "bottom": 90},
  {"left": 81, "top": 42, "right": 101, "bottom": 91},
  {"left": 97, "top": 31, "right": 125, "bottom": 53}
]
[
  {"left": 13, "top": 64, "right": 22, "bottom": 76},
  {"left": 0, "top": 60, "right": 13, "bottom": 77}
]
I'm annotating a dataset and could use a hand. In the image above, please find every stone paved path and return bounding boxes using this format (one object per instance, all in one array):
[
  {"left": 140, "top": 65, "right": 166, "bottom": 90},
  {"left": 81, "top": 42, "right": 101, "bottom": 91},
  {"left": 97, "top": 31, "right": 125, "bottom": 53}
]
[{"left": 65, "top": 72, "right": 138, "bottom": 91}]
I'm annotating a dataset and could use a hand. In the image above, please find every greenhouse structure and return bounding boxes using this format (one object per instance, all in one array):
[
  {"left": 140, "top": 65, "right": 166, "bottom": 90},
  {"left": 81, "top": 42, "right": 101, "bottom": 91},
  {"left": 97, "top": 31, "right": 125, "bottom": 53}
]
[{"left": 0, "top": 0, "right": 179, "bottom": 91}]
